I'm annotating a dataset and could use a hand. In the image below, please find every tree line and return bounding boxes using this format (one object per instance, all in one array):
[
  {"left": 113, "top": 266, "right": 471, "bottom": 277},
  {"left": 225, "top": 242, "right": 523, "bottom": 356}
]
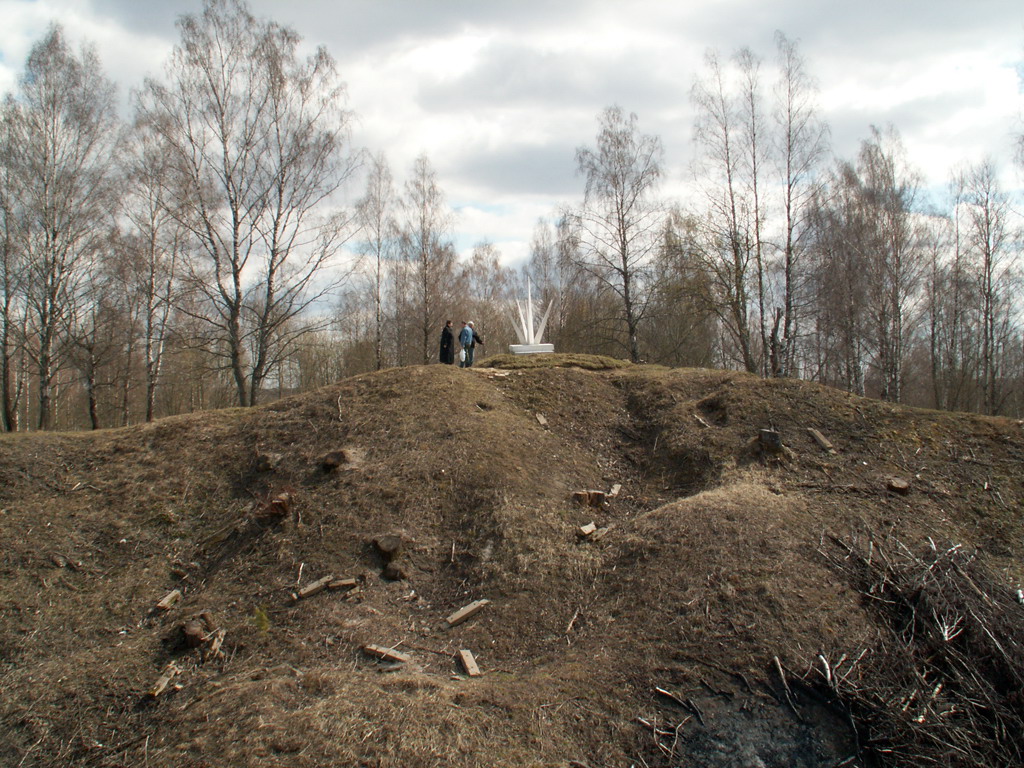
[{"left": 1, "top": 1, "right": 1021, "bottom": 431}]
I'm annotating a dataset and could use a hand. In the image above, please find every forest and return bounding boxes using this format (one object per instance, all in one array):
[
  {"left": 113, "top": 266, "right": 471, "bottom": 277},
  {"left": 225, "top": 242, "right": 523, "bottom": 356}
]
[{"left": 1, "top": 0, "right": 1022, "bottom": 431}]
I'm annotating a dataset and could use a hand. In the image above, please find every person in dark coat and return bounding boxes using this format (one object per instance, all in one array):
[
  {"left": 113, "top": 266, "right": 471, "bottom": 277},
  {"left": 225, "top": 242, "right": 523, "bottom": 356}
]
[{"left": 439, "top": 320, "right": 455, "bottom": 364}]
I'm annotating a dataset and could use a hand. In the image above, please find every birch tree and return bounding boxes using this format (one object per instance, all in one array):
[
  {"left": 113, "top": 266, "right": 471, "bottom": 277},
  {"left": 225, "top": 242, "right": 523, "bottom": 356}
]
[
  {"left": 356, "top": 153, "right": 398, "bottom": 371},
  {"left": 771, "top": 32, "right": 828, "bottom": 377},
  {"left": 691, "top": 53, "right": 757, "bottom": 372},
  {"left": 571, "top": 106, "right": 664, "bottom": 363},
  {"left": 139, "top": 0, "right": 357, "bottom": 406},
  {"left": 2, "top": 26, "right": 121, "bottom": 429},
  {"left": 399, "top": 154, "right": 457, "bottom": 365}
]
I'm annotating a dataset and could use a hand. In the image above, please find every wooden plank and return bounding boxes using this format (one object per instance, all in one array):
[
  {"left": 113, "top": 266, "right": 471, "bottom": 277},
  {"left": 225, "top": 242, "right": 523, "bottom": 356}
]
[
  {"left": 458, "top": 649, "right": 481, "bottom": 677},
  {"left": 578, "top": 522, "right": 597, "bottom": 537},
  {"left": 292, "top": 575, "right": 334, "bottom": 602},
  {"left": 363, "top": 644, "right": 411, "bottom": 663},
  {"left": 608, "top": 483, "right": 622, "bottom": 497},
  {"left": 149, "top": 662, "right": 181, "bottom": 698},
  {"left": 806, "top": 428, "right": 836, "bottom": 454},
  {"left": 536, "top": 413, "right": 548, "bottom": 427},
  {"left": 446, "top": 599, "right": 491, "bottom": 627},
  {"left": 155, "top": 589, "right": 182, "bottom": 612},
  {"left": 203, "top": 628, "right": 226, "bottom": 662},
  {"left": 327, "top": 577, "right": 357, "bottom": 591}
]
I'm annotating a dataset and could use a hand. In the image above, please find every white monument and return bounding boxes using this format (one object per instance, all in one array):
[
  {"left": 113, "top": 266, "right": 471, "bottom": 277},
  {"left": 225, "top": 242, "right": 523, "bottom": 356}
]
[{"left": 509, "top": 280, "right": 554, "bottom": 355}]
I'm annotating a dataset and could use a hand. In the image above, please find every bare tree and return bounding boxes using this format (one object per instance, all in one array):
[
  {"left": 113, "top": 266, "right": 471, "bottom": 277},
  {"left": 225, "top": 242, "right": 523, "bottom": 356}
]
[
  {"left": 2, "top": 26, "right": 121, "bottom": 429},
  {"left": 961, "top": 160, "right": 1016, "bottom": 414},
  {"left": 771, "top": 32, "right": 828, "bottom": 377},
  {"left": 735, "top": 47, "right": 770, "bottom": 375},
  {"left": 0, "top": 124, "right": 22, "bottom": 431},
  {"left": 356, "top": 153, "right": 398, "bottom": 371},
  {"left": 460, "top": 241, "right": 515, "bottom": 348},
  {"left": 139, "top": 0, "right": 358, "bottom": 406},
  {"left": 399, "top": 154, "right": 457, "bottom": 365},
  {"left": 858, "top": 127, "right": 926, "bottom": 402},
  {"left": 65, "top": 256, "right": 121, "bottom": 430},
  {"left": 571, "top": 106, "right": 664, "bottom": 363},
  {"left": 806, "top": 128, "right": 925, "bottom": 402},
  {"left": 927, "top": 170, "right": 980, "bottom": 411},
  {"left": 691, "top": 53, "right": 758, "bottom": 373},
  {"left": 119, "top": 123, "right": 188, "bottom": 421},
  {"left": 805, "top": 164, "right": 870, "bottom": 394},
  {"left": 646, "top": 209, "right": 718, "bottom": 367}
]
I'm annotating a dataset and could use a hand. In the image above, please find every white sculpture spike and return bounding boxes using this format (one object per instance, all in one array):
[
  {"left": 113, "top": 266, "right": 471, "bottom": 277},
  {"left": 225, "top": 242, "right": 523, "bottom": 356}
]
[{"left": 509, "top": 278, "right": 555, "bottom": 354}]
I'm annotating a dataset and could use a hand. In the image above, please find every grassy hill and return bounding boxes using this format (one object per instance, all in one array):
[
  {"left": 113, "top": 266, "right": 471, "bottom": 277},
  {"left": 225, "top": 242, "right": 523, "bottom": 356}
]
[{"left": 2, "top": 355, "right": 1023, "bottom": 767}]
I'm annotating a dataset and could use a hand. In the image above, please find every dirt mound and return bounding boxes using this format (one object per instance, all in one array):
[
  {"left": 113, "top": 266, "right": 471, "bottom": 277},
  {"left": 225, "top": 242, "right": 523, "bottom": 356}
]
[{"left": 2, "top": 355, "right": 1023, "bottom": 767}]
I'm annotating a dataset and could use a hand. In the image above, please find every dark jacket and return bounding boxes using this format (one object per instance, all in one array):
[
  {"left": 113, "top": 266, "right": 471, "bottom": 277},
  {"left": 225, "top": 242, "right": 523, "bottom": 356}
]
[
  {"left": 471, "top": 329, "right": 484, "bottom": 348},
  {"left": 439, "top": 325, "right": 455, "bottom": 364}
]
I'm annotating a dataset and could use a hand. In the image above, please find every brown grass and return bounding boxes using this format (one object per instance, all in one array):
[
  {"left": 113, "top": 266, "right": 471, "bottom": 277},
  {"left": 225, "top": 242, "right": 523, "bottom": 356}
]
[{"left": 1, "top": 355, "right": 1023, "bottom": 766}]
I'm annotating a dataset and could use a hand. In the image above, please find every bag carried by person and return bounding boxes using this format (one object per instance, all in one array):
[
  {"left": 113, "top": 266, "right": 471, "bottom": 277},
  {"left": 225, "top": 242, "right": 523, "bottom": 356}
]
[{"left": 459, "top": 348, "right": 466, "bottom": 362}]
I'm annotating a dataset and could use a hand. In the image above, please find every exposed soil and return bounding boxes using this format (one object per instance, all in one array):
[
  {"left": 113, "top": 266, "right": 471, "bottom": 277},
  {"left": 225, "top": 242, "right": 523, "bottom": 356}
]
[{"left": 1, "top": 355, "right": 1022, "bottom": 767}]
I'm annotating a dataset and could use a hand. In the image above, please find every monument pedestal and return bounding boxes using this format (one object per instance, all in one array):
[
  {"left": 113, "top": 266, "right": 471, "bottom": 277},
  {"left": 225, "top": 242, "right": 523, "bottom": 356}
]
[{"left": 509, "top": 343, "right": 554, "bottom": 355}]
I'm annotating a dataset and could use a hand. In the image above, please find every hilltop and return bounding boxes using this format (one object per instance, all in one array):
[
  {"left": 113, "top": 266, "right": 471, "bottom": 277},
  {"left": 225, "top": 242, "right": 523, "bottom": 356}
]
[{"left": 1, "top": 355, "right": 1023, "bottom": 767}]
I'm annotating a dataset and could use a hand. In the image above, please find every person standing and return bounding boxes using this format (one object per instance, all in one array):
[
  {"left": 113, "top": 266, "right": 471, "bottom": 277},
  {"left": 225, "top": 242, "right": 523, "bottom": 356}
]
[
  {"left": 471, "top": 322, "right": 484, "bottom": 362},
  {"left": 439, "top": 320, "right": 455, "bottom": 364},
  {"left": 459, "top": 321, "right": 477, "bottom": 368}
]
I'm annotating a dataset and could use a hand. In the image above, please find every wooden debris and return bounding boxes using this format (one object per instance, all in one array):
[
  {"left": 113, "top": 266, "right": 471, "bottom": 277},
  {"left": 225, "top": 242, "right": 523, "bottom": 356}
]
[
  {"left": 446, "top": 599, "right": 491, "bottom": 627},
  {"left": 363, "top": 644, "right": 411, "bottom": 664},
  {"left": 608, "top": 483, "right": 622, "bottom": 498},
  {"left": 149, "top": 662, "right": 182, "bottom": 698},
  {"left": 886, "top": 476, "right": 911, "bottom": 495},
  {"left": 458, "top": 649, "right": 482, "bottom": 677},
  {"left": 694, "top": 414, "right": 713, "bottom": 429},
  {"left": 578, "top": 522, "right": 597, "bottom": 537},
  {"left": 155, "top": 589, "right": 182, "bottom": 612},
  {"left": 590, "top": 525, "right": 614, "bottom": 541},
  {"left": 203, "top": 628, "right": 226, "bottom": 662},
  {"left": 328, "top": 577, "right": 357, "bottom": 591},
  {"left": 806, "top": 427, "right": 836, "bottom": 454},
  {"left": 291, "top": 575, "right": 334, "bottom": 602},
  {"left": 536, "top": 413, "right": 548, "bottom": 427},
  {"left": 572, "top": 490, "right": 606, "bottom": 508}
]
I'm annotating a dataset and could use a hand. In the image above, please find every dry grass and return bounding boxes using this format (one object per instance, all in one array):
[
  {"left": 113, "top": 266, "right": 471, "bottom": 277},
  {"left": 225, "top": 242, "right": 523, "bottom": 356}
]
[{"left": 1, "top": 356, "right": 1023, "bottom": 767}]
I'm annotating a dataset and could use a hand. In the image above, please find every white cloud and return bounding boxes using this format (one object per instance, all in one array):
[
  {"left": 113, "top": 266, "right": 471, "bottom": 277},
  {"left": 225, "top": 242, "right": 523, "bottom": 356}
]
[{"left": 0, "top": 0, "right": 1021, "bottom": 265}]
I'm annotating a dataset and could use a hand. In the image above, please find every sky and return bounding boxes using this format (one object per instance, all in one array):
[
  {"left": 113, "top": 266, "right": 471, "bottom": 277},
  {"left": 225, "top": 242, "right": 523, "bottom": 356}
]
[{"left": 0, "top": 0, "right": 1022, "bottom": 266}]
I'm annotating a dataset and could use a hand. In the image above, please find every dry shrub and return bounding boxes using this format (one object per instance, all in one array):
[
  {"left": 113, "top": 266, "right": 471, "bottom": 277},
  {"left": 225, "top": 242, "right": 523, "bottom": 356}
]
[{"left": 818, "top": 534, "right": 1024, "bottom": 767}]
